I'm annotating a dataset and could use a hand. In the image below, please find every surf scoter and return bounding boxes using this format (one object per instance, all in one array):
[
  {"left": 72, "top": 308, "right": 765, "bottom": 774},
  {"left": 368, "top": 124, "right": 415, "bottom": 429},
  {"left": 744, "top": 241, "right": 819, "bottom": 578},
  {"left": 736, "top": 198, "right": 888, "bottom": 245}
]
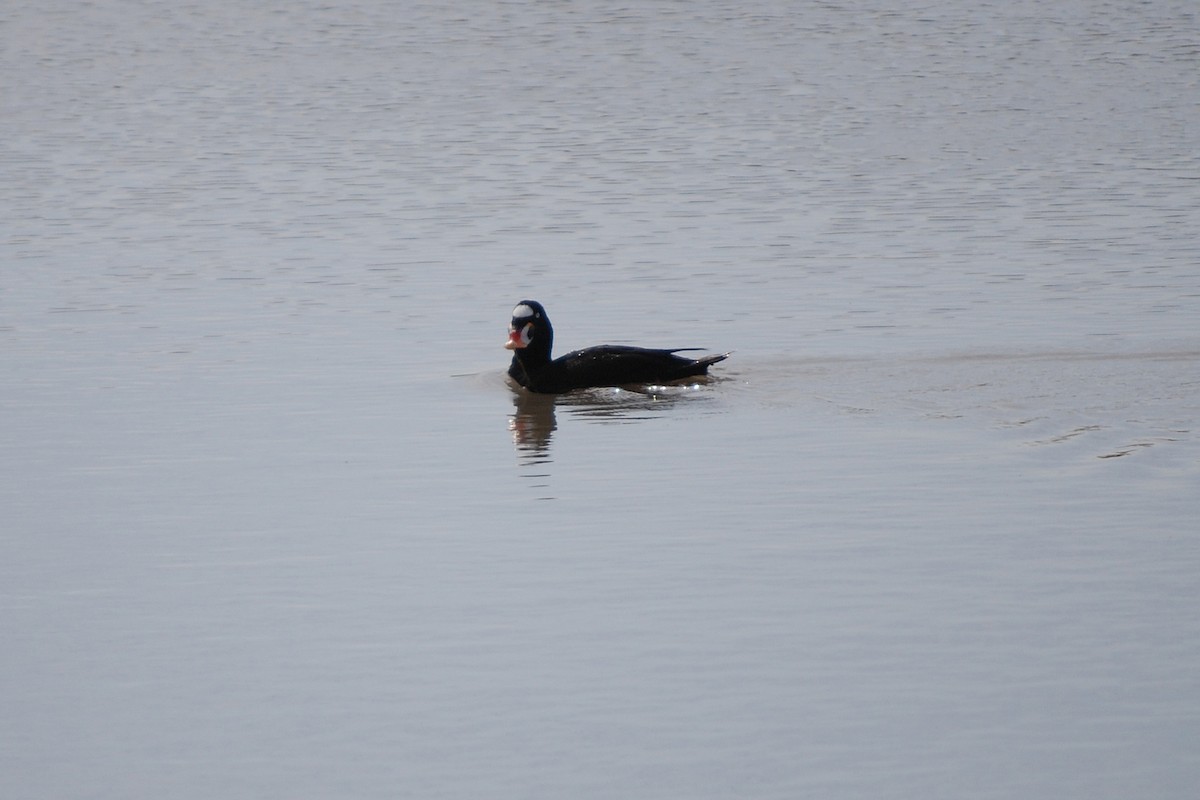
[{"left": 504, "top": 300, "right": 728, "bottom": 393}]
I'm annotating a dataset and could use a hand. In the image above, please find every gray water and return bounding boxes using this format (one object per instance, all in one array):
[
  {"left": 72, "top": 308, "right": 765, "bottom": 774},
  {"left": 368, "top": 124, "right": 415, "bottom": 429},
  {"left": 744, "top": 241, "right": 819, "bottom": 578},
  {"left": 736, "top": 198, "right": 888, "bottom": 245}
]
[{"left": 3, "top": 1, "right": 1199, "bottom": 798}]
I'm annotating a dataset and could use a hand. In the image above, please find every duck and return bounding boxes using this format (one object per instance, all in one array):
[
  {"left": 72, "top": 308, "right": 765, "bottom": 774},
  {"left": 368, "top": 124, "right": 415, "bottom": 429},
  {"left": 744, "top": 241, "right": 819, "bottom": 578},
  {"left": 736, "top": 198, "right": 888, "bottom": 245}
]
[{"left": 504, "top": 300, "right": 728, "bottom": 393}]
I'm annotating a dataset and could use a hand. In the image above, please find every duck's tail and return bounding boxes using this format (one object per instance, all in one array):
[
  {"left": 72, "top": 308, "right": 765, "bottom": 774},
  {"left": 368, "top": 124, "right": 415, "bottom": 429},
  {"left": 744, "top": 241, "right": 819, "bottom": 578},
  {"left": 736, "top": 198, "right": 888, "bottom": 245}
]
[{"left": 692, "top": 351, "right": 731, "bottom": 371}]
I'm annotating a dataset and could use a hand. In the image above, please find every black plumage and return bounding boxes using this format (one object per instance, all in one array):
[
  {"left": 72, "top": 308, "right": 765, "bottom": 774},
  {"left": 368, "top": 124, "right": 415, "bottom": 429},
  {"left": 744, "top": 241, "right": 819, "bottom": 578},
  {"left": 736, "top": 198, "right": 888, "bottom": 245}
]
[{"left": 504, "top": 300, "right": 727, "bottom": 393}]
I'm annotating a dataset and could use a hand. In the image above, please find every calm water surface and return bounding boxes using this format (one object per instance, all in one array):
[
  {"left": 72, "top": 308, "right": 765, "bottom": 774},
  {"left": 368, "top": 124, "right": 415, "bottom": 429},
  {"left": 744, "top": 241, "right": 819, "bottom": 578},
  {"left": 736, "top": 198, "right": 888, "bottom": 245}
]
[{"left": 3, "top": 1, "right": 1199, "bottom": 798}]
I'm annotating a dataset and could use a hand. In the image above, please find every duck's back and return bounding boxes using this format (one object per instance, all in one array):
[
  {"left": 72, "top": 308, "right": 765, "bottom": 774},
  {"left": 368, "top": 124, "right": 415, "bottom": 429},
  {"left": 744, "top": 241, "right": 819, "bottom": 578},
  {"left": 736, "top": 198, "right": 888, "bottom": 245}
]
[{"left": 523, "top": 345, "right": 725, "bottom": 392}]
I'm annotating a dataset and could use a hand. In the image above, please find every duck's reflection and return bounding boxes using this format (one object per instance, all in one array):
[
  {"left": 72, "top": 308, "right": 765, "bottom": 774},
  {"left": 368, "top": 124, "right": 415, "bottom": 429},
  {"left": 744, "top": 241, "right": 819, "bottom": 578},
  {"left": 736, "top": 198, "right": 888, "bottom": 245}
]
[
  {"left": 508, "top": 388, "right": 558, "bottom": 463},
  {"left": 507, "top": 378, "right": 715, "bottom": 467}
]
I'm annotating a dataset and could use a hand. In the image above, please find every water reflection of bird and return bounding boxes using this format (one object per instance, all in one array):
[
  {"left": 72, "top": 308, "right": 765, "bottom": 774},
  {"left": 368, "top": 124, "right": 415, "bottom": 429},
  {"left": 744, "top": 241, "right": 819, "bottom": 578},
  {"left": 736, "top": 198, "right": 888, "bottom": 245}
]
[
  {"left": 504, "top": 300, "right": 728, "bottom": 393},
  {"left": 509, "top": 390, "right": 557, "bottom": 460},
  {"left": 508, "top": 385, "right": 699, "bottom": 458}
]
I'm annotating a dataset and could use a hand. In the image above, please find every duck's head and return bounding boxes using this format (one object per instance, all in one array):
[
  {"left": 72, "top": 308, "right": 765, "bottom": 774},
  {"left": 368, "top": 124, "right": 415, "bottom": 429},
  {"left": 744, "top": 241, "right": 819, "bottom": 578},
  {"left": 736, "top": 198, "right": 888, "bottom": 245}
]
[{"left": 504, "top": 300, "right": 552, "bottom": 352}]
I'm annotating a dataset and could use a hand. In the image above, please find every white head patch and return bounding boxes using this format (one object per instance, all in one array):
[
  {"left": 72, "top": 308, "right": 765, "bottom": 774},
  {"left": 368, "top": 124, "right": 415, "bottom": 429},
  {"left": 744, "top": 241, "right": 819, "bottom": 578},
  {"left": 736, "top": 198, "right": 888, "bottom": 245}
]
[{"left": 512, "top": 303, "right": 536, "bottom": 320}]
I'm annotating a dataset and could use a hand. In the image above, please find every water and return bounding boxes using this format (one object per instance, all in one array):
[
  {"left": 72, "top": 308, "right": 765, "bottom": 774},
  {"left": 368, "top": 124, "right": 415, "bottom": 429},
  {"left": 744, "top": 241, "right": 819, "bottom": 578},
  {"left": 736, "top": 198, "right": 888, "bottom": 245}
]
[{"left": 3, "top": 1, "right": 1198, "bottom": 798}]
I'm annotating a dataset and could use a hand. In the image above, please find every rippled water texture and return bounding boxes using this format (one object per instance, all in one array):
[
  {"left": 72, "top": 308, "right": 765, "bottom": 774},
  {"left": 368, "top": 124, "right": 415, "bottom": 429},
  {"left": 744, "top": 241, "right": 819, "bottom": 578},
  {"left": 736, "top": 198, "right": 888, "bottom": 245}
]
[{"left": 3, "top": 1, "right": 1198, "bottom": 798}]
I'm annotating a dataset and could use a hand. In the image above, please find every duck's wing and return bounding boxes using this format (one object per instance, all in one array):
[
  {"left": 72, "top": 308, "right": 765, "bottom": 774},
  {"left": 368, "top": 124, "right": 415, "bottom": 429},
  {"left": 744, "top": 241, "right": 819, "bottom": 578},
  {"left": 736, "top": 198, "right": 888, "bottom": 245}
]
[{"left": 550, "top": 345, "right": 724, "bottom": 390}]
